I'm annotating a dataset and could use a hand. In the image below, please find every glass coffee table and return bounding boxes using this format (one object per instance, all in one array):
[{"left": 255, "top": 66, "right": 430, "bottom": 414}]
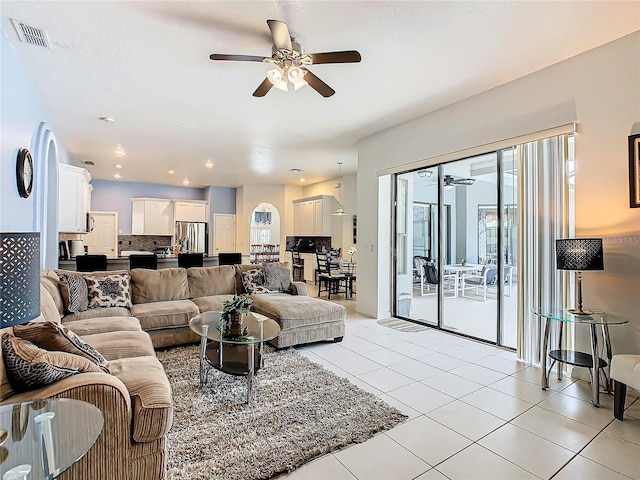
[
  {"left": 0, "top": 398, "right": 103, "bottom": 480},
  {"left": 189, "top": 311, "right": 280, "bottom": 404}
]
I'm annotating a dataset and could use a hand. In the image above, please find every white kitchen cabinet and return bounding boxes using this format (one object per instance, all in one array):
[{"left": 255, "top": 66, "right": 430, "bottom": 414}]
[
  {"left": 174, "top": 200, "right": 208, "bottom": 222},
  {"left": 58, "top": 163, "right": 92, "bottom": 233},
  {"left": 131, "top": 198, "right": 174, "bottom": 235},
  {"left": 293, "top": 196, "right": 334, "bottom": 236},
  {"left": 300, "top": 253, "right": 317, "bottom": 283}
]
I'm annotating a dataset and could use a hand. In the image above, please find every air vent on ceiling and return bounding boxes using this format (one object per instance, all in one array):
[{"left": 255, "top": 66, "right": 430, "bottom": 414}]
[
  {"left": 11, "top": 19, "right": 50, "bottom": 48},
  {"left": 83, "top": 161, "right": 95, "bottom": 166}
]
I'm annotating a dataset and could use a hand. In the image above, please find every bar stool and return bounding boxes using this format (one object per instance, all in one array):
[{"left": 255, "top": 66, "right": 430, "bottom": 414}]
[
  {"left": 76, "top": 254, "right": 107, "bottom": 272},
  {"left": 218, "top": 253, "right": 242, "bottom": 266},
  {"left": 129, "top": 254, "right": 157, "bottom": 270},
  {"left": 178, "top": 253, "right": 204, "bottom": 268}
]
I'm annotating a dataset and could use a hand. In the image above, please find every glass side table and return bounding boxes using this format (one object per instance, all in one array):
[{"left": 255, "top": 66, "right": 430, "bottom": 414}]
[
  {"left": 533, "top": 308, "right": 628, "bottom": 407},
  {"left": 189, "top": 311, "right": 280, "bottom": 404},
  {"left": 0, "top": 398, "right": 103, "bottom": 480}
]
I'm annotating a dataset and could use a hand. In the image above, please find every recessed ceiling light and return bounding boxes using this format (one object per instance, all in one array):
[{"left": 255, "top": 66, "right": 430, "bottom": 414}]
[
  {"left": 300, "top": 178, "right": 306, "bottom": 182},
  {"left": 98, "top": 116, "right": 114, "bottom": 123},
  {"left": 113, "top": 173, "right": 121, "bottom": 179},
  {"left": 114, "top": 164, "right": 123, "bottom": 169},
  {"left": 182, "top": 178, "right": 189, "bottom": 186},
  {"left": 168, "top": 170, "right": 175, "bottom": 175},
  {"left": 205, "top": 159, "right": 214, "bottom": 168},
  {"left": 289, "top": 168, "right": 303, "bottom": 172},
  {"left": 115, "top": 144, "right": 126, "bottom": 157}
]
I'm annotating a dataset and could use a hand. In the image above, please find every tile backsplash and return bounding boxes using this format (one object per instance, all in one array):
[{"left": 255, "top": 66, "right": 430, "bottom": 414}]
[{"left": 118, "top": 235, "right": 173, "bottom": 254}]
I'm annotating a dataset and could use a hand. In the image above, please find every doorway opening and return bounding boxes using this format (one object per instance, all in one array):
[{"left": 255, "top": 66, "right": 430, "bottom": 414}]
[{"left": 249, "top": 203, "right": 281, "bottom": 263}]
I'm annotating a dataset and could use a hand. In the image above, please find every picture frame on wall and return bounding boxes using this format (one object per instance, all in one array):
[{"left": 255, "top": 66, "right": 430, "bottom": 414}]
[{"left": 630, "top": 133, "right": 640, "bottom": 208}]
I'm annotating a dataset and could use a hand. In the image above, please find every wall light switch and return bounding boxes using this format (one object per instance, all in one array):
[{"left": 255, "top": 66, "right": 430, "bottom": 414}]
[{"left": 118, "top": 229, "right": 123, "bottom": 234}]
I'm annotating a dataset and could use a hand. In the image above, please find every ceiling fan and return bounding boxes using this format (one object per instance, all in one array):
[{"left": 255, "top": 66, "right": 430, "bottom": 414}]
[
  {"left": 444, "top": 175, "right": 475, "bottom": 187},
  {"left": 209, "top": 19, "right": 361, "bottom": 98}
]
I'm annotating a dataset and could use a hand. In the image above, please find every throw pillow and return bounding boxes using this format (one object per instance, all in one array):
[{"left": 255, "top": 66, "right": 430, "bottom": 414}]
[
  {"left": 2, "top": 333, "right": 103, "bottom": 392},
  {"left": 85, "top": 273, "right": 132, "bottom": 309},
  {"left": 58, "top": 272, "right": 89, "bottom": 313},
  {"left": 13, "top": 321, "right": 109, "bottom": 373},
  {"left": 241, "top": 269, "right": 278, "bottom": 294},
  {"left": 263, "top": 263, "right": 293, "bottom": 293}
]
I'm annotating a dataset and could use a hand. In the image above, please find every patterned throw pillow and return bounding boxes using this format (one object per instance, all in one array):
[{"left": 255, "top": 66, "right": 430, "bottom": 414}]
[
  {"left": 1, "top": 333, "right": 103, "bottom": 392},
  {"left": 263, "top": 263, "right": 293, "bottom": 293},
  {"left": 58, "top": 272, "right": 89, "bottom": 313},
  {"left": 13, "top": 321, "right": 109, "bottom": 372},
  {"left": 241, "top": 269, "right": 278, "bottom": 294},
  {"left": 85, "top": 273, "right": 132, "bottom": 309}
]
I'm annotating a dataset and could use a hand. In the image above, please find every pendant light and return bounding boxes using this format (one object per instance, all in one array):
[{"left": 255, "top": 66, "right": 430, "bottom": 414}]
[{"left": 331, "top": 162, "right": 348, "bottom": 216}]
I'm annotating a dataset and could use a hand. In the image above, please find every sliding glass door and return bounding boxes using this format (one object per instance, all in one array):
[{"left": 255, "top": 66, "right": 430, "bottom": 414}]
[{"left": 394, "top": 152, "right": 521, "bottom": 348}]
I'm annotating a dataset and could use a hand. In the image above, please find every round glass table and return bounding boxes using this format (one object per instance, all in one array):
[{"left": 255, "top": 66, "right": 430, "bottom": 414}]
[
  {"left": 189, "top": 311, "right": 280, "bottom": 404},
  {"left": 532, "top": 308, "right": 629, "bottom": 407},
  {"left": 0, "top": 398, "right": 103, "bottom": 480}
]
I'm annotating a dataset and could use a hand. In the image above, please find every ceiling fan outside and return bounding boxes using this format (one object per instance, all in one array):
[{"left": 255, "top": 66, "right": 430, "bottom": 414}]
[
  {"left": 444, "top": 175, "right": 475, "bottom": 186},
  {"left": 209, "top": 19, "right": 361, "bottom": 97}
]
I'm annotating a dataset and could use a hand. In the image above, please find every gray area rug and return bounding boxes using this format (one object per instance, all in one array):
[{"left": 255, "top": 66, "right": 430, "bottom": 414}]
[
  {"left": 157, "top": 344, "right": 407, "bottom": 480},
  {"left": 377, "top": 317, "right": 429, "bottom": 332}
]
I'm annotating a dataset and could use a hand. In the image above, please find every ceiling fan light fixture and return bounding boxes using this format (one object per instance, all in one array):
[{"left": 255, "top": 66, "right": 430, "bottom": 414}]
[
  {"left": 287, "top": 66, "right": 304, "bottom": 83},
  {"left": 267, "top": 66, "right": 288, "bottom": 91}
]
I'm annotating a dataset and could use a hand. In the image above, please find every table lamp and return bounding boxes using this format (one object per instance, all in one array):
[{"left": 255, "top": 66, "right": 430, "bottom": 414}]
[
  {"left": 1, "top": 232, "right": 40, "bottom": 328},
  {"left": 556, "top": 238, "right": 604, "bottom": 315}
]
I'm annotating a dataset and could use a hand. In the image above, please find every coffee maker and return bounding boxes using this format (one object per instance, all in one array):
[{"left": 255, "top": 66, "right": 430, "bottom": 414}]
[{"left": 58, "top": 241, "right": 69, "bottom": 260}]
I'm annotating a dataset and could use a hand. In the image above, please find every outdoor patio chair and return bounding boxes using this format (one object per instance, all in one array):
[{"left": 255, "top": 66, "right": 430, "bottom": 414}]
[{"left": 461, "top": 265, "right": 497, "bottom": 301}]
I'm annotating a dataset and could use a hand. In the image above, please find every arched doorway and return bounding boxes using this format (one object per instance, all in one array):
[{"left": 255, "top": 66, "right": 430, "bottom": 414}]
[
  {"left": 249, "top": 203, "right": 281, "bottom": 263},
  {"left": 31, "top": 122, "right": 59, "bottom": 269}
]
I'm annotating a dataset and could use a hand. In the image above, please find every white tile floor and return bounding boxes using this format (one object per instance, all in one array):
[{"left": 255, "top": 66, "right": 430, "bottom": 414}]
[{"left": 278, "top": 298, "right": 640, "bottom": 480}]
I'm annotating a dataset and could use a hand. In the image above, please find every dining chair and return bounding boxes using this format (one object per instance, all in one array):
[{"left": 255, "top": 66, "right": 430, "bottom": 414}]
[
  {"left": 316, "top": 252, "right": 347, "bottom": 299},
  {"left": 290, "top": 247, "right": 305, "bottom": 282}
]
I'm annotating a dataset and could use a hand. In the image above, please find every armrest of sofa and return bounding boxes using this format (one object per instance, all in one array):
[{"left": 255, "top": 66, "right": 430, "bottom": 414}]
[
  {"left": 5, "top": 372, "right": 133, "bottom": 480},
  {"left": 291, "top": 281, "right": 310, "bottom": 296}
]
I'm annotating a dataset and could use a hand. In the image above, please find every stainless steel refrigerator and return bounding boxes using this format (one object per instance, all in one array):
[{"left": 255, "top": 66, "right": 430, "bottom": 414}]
[{"left": 175, "top": 222, "right": 208, "bottom": 254}]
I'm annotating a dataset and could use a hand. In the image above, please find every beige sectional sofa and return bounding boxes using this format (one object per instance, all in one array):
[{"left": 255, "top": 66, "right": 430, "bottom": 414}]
[
  {"left": 1, "top": 284, "right": 171, "bottom": 480},
  {"left": 0, "top": 264, "right": 345, "bottom": 479},
  {"left": 42, "top": 264, "right": 346, "bottom": 349}
]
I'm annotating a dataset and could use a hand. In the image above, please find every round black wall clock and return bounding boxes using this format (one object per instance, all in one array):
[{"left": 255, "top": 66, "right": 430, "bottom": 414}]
[{"left": 16, "top": 148, "right": 34, "bottom": 198}]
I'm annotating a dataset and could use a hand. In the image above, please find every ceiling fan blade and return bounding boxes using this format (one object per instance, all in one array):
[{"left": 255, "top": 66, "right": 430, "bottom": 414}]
[
  {"left": 302, "top": 69, "right": 335, "bottom": 97},
  {"left": 308, "top": 50, "right": 362, "bottom": 65},
  {"left": 267, "top": 19, "right": 292, "bottom": 51},
  {"left": 253, "top": 78, "right": 273, "bottom": 97},
  {"left": 210, "top": 54, "right": 267, "bottom": 62}
]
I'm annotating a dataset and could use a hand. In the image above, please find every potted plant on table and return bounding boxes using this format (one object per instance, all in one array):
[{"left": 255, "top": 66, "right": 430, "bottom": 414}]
[{"left": 220, "top": 294, "right": 254, "bottom": 338}]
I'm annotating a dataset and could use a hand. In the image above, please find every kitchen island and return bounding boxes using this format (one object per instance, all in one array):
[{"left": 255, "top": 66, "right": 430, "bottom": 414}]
[{"left": 57, "top": 254, "right": 249, "bottom": 271}]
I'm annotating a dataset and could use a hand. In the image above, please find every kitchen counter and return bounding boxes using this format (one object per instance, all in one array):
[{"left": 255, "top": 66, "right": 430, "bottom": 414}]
[{"left": 57, "top": 254, "right": 249, "bottom": 271}]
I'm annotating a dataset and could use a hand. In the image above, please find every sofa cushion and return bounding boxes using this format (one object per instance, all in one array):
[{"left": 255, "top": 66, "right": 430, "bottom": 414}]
[
  {"left": 191, "top": 294, "right": 235, "bottom": 313},
  {"left": 187, "top": 266, "right": 236, "bottom": 298},
  {"left": 130, "top": 268, "right": 190, "bottom": 304},
  {"left": 263, "top": 263, "right": 293, "bottom": 293},
  {"left": 40, "top": 283, "right": 61, "bottom": 324},
  {"left": 13, "top": 321, "right": 109, "bottom": 372},
  {"left": 241, "top": 269, "right": 278, "bottom": 294},
  {"left": 249, "top": 294, "right": 347, "bottom": 330},
  {"left": 2, "top": 333, "right": 103, "bottom": 392},
  {"left": 108, "top": 356, "right": 173, "bottom": 442},
  {"left": 63, "top": 307, "right": 132, "bottom": 323},
  {"left": 85, "top": 273, "right": 132, "bottom": 309},
  {"left": 130, "top": 300, "right": 199, "bottom": 330},
  {"left": 58, "top": 272, "right": 89, "bottom": 313},
  {"left": 80, "top": 331, "right": 155, "bottom": 360},
  {"left": 64, "top": 317, "right": 142, "bottom": 336},
  {"left": 41, "top": 270, "right": 64, "bottom": 315}
]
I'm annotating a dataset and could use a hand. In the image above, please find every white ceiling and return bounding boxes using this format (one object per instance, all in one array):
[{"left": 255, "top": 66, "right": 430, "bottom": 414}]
[{"left": 2, "top": 1, "right": 638, "bottom": 188}]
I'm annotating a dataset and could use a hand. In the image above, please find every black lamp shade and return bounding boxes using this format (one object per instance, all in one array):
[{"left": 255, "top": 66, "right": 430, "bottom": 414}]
[
  {"left": 556, "top": 238, "right": 604, "bottom": 271},
  {"left": 1, "top": 232, "right": 40, "bottom": 327}
]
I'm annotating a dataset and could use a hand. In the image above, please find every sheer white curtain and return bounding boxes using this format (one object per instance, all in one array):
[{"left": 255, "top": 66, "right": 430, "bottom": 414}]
[{"left": 517, "top": 134, "right": 571, "bottom": 364}]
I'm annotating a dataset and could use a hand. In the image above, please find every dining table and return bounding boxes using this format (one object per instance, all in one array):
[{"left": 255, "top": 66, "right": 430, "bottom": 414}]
[{"left": 443, "top": 264, "right": 483, "bottom": 295}]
